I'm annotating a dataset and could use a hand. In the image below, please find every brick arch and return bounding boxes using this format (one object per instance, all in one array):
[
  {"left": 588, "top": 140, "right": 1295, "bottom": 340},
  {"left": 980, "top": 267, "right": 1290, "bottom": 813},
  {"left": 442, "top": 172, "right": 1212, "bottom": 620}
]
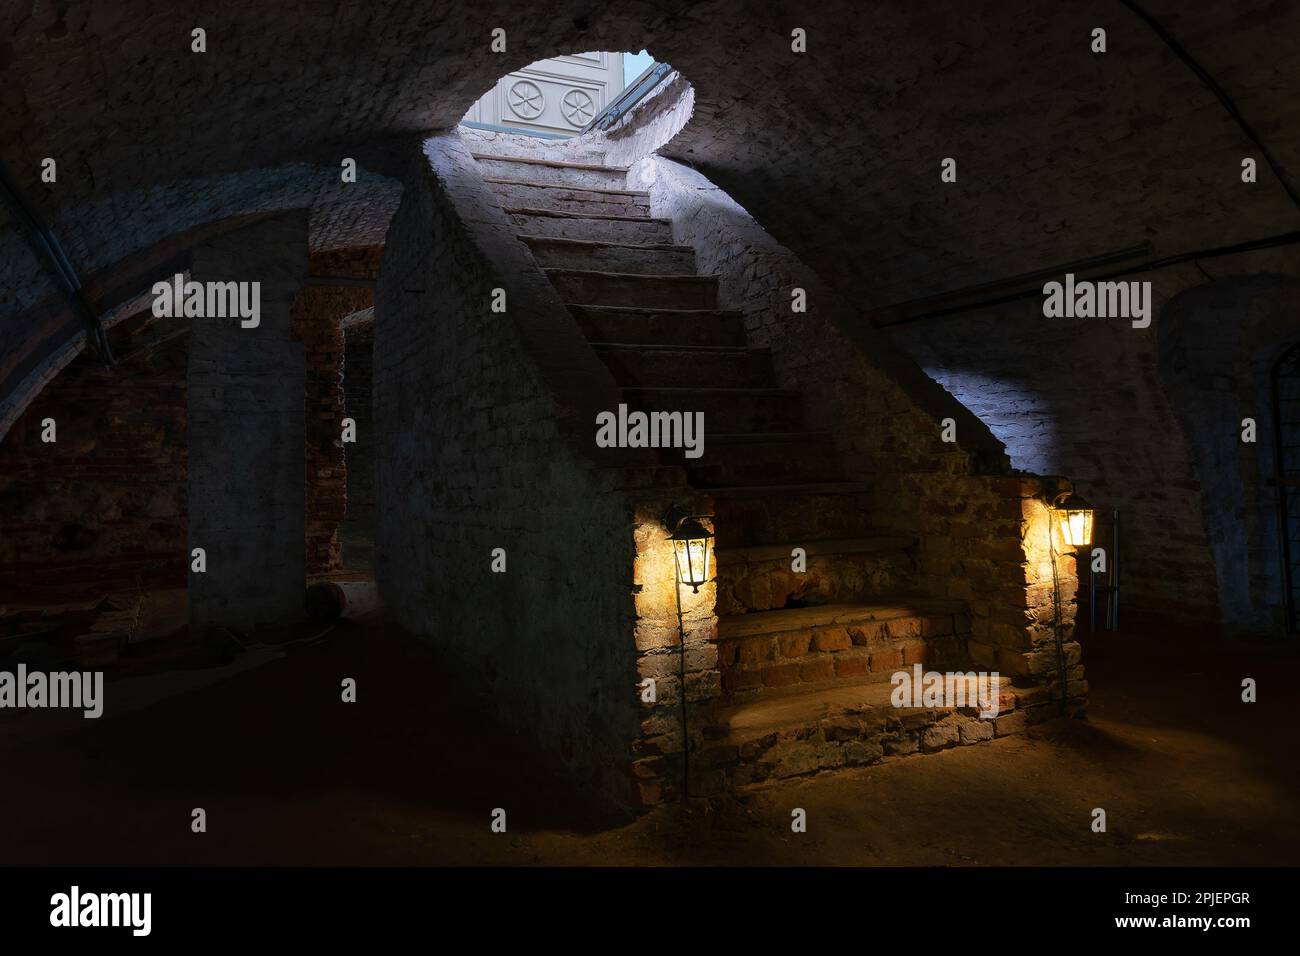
[
  {"left": 0, "top": 148, "right": 403, "bottom": 437},
  {"left": 0, "top": 209, "right": 315, "bottom": 442},
  {"left": 7, "top": 0, "right": 1295, "bottom": 414}
]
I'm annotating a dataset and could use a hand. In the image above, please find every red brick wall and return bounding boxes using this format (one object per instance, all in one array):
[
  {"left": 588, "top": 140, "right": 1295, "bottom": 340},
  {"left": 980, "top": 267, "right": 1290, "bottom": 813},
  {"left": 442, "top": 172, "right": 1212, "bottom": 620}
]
[
  {"left": 290, "top": 247, "right": 380, "bottom": 577},
  {"left": 0, "top": 315, "right": 188, "bottom": 650},
  {"left": 0, "top": 241, "right": 383, "bottom": 654},
  {"left": 341, "top": 324, "right": 376, "bottom": 570}
]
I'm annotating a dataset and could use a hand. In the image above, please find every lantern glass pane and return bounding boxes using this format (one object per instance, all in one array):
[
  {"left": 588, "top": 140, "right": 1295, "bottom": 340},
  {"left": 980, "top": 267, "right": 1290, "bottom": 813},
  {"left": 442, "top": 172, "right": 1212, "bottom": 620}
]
[
  {"left": 673, "top": 536, "right": 711, "bottom": 587},
  {"left": 687, "top": 538, "right": 705, "bottom": 584},
  {"left": 1061, "top": 508, "right": 1093, "bottom": 548},
  {"left": 694, "top": 537, "right": 711, "bottom": 584}
]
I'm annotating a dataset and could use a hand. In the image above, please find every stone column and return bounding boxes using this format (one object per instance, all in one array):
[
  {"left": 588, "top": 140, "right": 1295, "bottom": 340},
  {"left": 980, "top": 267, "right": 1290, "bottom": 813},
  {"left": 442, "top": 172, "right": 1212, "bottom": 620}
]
[{"left": 187, "top": 212, "right": 308, "bottom": 630}]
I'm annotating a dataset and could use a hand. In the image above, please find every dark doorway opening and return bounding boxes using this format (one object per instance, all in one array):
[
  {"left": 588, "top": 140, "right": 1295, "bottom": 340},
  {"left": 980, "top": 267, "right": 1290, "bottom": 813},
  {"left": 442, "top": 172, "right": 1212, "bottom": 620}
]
[
  {"left": 341, "top": 321, "right": 376, "bottom": 572},
  {"left": 1273, "top": 341, "right": 1300, "bottom": 634}
]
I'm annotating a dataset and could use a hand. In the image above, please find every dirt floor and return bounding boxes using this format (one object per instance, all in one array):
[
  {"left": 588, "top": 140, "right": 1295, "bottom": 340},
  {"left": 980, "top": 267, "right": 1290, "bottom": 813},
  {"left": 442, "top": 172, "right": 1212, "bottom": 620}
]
[{"left": 2, "top": 613, "right": 1298, "bottom": 866}]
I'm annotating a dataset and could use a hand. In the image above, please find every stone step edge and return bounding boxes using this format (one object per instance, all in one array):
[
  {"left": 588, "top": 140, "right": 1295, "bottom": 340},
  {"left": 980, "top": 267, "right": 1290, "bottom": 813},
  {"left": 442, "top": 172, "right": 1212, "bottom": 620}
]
[
  {"left": 589, "top": 342, "right": 766, "bottom": 354},
  {"left": 569, "top": 304, "right": 743, "bottom": 318},
  {"left": 705, "top": 431, "right": 832, "bottom": 445},
  {"left": 723, "top": 669, "right": 899, "bottom": 700},
  {"left": 707, "top": 677, "right": 1029, "bottom": 748},
  {"left": 484, "top": 176, "right": 649, "bottom": 197},
  {"left": 721, "top": 646, "right": 960, "bottom": 691},
  {"left": 706, "top": 481, "right": 874, "bottom": 498},
  {"left": 716, "top": 535, "right": 915, "bottom": 564},
  {"left": 717, "top": 599, "right": 968, "bottom": 640},
  {"left": 544, "top": 267, "right": 720, "bottom": 283},
  {"left": 621, "top": 385, "right": 800, "bottom": 397},
  {"left": 504, "top": 206, "right": 665, "bottom": 224},
  {"left": 673, "top": 701, "right": 1038, "bottom": 798},
  {"left": 519, "top": 235, "right": 690, "bottom": 253},
  {"left": 472, "top": 152, "right": 629, "bottom": 173}
]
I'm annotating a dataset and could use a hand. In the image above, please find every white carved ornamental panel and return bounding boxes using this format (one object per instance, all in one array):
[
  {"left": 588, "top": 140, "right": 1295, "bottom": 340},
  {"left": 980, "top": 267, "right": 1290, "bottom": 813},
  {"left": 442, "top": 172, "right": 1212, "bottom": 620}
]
[{"left": 463, "top": 51, "right": 625, "bottom": 136}]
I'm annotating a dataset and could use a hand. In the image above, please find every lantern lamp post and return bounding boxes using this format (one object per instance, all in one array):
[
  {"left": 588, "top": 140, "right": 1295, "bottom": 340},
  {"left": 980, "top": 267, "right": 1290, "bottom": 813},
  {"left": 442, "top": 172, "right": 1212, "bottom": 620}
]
[{"left": 666, "top": 512, "right": 715, "bottom": 802}]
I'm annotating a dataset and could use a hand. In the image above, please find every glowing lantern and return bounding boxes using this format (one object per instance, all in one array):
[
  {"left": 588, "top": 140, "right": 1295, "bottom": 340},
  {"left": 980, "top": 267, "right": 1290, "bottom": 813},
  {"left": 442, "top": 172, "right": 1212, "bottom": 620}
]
[
  {"left": 1052, "top": 492, "right": 1095, "bottom": 550},
  {"left": 669, "top": 516, "right": 714, "bottom": 593}
]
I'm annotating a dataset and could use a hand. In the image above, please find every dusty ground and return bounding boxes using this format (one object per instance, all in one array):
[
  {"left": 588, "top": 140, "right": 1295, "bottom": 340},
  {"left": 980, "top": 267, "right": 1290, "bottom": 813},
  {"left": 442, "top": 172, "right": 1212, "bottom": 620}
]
[{"left": 1, "top": 615, "right": 1297, "bottom": 866}]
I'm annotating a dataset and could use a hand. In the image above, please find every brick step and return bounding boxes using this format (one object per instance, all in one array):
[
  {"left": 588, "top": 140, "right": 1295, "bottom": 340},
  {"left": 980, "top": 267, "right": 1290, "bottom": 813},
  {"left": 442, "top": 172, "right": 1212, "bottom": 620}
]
[
  {"left": 591, "top": 343, "right": 772, "bottom": 388},
  {"left": 698, "top": 674, "right": 1031, "bottom": 790},
  {"left": 719, "top": 535, "right": 915, "bottom": 562},
  {"left": 716, "top": 598, "right": 970, "bottom": 699},
  {"left": 685, "top": 432, "right": 843, "bottom": 487},
  {"left": 522, "top": 235, "right": 694, "bottom": 275},
  {"left": 487, "top": 178, "right": 651, "bottom": 217},
  {"left": 710, "top": 482, "right": 879, "bottom": 548},
  {"left": 486, "top": 177, "right": 643, "bottom": 197},
  {"left": 621, "top": 386, "right": 804, "bottom": 434},
  {"left": 715, "top": 536, "right": 917, "bottom": 616},
  {"left": 472, "top": 153, "right": 630, "bottom": 189},
  {"left": 569, "top": 305, "right": 745, "bottom": 347},
  {"left": 545, "top": 268, "right": 719, "bottom": 310},
  {"left": 507, "top": 209, "right": 674, "bottom": 245}
]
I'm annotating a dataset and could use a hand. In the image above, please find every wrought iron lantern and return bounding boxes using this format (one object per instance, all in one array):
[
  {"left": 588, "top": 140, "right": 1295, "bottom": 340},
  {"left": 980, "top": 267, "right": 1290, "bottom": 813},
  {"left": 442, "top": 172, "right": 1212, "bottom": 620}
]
[
  {"left": 1052, "top": 492, "right": 1095, "bottom": 551},
  {"left": 669, "top": 516, "right": 714, "bottom": 593}
]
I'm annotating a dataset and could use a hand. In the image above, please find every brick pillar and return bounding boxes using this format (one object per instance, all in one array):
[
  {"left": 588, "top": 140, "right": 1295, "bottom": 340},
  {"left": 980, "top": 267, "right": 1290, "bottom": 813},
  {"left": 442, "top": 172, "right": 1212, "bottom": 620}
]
[
  {"left": 188, "top": 212, "right": 308, "bottom": 630},
  {"left": 292, "top": 290, "right": 348, "bottom": 576},
  {"left": 630, "top": 494, "right": 723, "bottom": 806},
  {"left": 961, "top": 474, "right": 1086, "bottom": 719},
  {"left": 289, "top": 250, "right": 377, "bottom": 577},
  {"left": 341, "top": 323, "right": 377, "bottom": 568}
]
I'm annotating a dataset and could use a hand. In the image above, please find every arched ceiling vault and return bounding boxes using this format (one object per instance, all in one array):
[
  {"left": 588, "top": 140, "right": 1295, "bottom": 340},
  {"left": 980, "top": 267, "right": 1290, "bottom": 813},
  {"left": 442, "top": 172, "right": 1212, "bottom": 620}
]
[{"left": 3, "top": 0, "right": 1299, "bottom": 407}]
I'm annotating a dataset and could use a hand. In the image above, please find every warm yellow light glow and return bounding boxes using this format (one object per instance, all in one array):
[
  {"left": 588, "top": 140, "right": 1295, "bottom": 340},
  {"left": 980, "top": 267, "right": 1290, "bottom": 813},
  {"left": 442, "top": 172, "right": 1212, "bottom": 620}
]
[
  {"left": 1053, "top": 494, "right": 1094, "bottom": 550},
  {"left": 670, "top": 517, "right": 713, "bottom": 592}
]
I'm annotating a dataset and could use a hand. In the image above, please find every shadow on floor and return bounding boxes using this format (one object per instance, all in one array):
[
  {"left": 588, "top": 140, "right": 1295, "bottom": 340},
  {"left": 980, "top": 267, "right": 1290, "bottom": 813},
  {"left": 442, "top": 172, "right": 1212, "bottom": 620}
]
[
  {"left": 2, "top": 613, "right": 1298, "bottom": 865},
  {"left": 0, "top": 616, "right": 630, "bottom": 865}
]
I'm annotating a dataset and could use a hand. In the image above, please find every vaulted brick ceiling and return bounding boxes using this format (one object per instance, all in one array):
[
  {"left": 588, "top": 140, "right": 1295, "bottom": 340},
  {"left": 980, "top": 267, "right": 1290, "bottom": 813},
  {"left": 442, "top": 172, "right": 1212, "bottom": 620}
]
[{"left": 3, "top": 0, "right": 1298, "bottom": 403}]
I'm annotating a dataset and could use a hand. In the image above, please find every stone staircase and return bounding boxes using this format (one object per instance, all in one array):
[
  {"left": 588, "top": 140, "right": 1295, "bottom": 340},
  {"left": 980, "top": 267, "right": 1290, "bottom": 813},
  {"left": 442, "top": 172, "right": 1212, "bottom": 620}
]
[{"left": 472, "top": 146, "right": 1034, "bottom": 792}]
